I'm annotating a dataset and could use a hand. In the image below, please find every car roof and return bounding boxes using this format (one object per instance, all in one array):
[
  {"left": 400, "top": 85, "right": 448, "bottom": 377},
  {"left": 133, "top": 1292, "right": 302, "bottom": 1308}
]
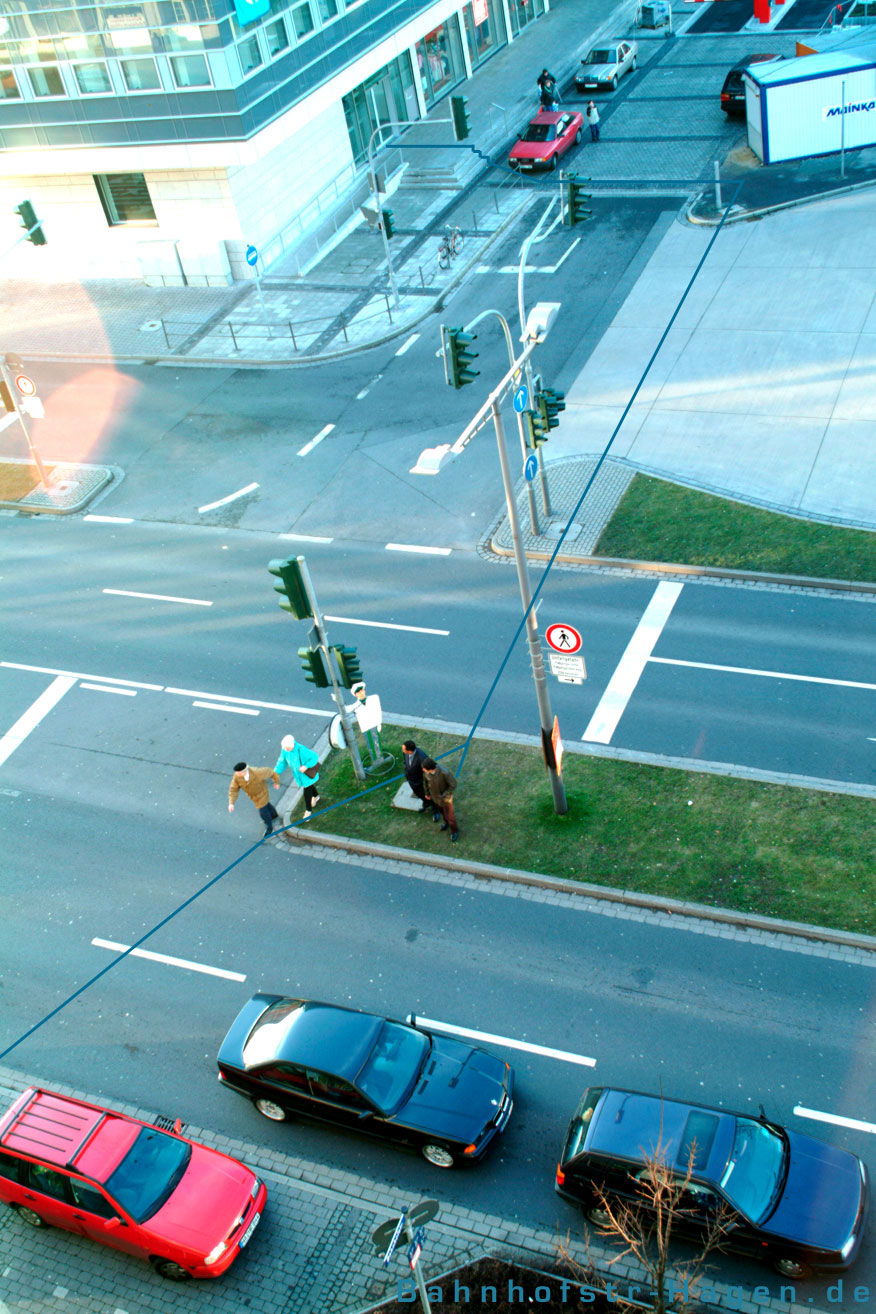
[
  {"left": 730, "top": 53, "right": 783, "bottom": 72},
  {"left": 250, "top": 998, "right": 383, "bottom": 1081},
  {"left": 530, "top": 110, "right": 563, "bottom": 124},
  {"left": 587, "top": 1089, "right": 736, "bottom": 1180},
  {"left": 0, "top": 1089, "right": 122, "bottom": 1171}
]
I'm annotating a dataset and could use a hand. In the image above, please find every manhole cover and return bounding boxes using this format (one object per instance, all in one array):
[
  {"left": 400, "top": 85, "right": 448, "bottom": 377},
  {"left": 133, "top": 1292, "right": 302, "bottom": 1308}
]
[
  {"left": 140, "top": 320, "right": 162, "bottom": 332},
  {"left": 545, "top": 520, "right": 582, "bottom": 540}
]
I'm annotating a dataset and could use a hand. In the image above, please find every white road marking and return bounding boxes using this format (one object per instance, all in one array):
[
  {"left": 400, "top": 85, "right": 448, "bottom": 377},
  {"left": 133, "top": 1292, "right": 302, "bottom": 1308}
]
[
  {"left": 386, "top": 543, "right": 452, "bottom": 556},
  {"left": 0, "top": 787, "right": 20, "bottom": 796},
  {"left": 324, "top": 614, "right": 449, "bottom": 636},
  {"left": 297, "top": 423, "right": 335, "bottom": 457},
  {"left": 356, "top": 374, "right": 382, "bottom": 399},
  {"left": 651, "top": 655, "right": 876, "bottom": 692},
  {"left": 583, "top": 581, "right": 684, "bottom": 744},
  {"left": 395, "top": 333, "right": 419, "bottom": 356},
  {"left": 794, "top": 1105, "right": 876, "bottom": 1135},
  {"left": 415, "top": 1015, "right": 596, "bottom": 1067},
  {"left": 198, "top": 482, "right": 259, "bottom": 513},
  {"left": 92, "top": 938, "right": 246, "bottom": 982},
  {"left": 279, "top": 533, "right": 334, "bottom": 544},
  {"left": 84, "top": 514, "right": 134, "bottom": 524},
  {"left": 164, "top": 687, "right": 327, "bottom": 716},
  {"left": 495, "top": 241, "right": 579, "bottom": 275},
  {"left": 0, "top": 676, "right": 76, "bottom": 768},
  {"left": 1, "top": 661, "right": 162, "bottom": 691},
  {"left": 80, "top": 683, "right": 136, "bottom": 696},
  {"left": 103, "top": 588, "right": 212, "bottom": 607},
  {"left": 193, "top": 700, "right": 259, "bottom": 715}
]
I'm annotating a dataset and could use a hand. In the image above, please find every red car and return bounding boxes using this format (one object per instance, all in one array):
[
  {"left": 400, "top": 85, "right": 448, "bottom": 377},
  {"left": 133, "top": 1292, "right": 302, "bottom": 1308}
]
[
  {"left": 509, "top": 110, "right": 584, "bottom": 172},
  {"left": 0, "top": 1088, "right": 267, "bottom": 1280}
]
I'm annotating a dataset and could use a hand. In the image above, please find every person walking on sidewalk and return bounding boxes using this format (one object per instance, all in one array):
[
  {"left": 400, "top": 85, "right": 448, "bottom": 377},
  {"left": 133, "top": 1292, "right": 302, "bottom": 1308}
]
[
  {"left": 537, "top": 67, "right": 559, "bottom": 111},
  {"left": 228, "top": 761, "right": 281, "bottom": 836},
  {"left": 586, "top": 101, "right": 600, "bottom": 142},
  {"left": 275, "top": 734, "right": 321, "bottom": 819},
  {"left": 422, "top": 757, "right": 460, "bottom": 842},
  {"left": 402, "top": 739, "right": 431, "bottom": 811}
]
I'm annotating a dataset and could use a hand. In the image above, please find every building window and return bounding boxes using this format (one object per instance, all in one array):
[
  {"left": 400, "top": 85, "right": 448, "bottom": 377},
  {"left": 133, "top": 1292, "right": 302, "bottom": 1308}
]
[
  {"left": 343, "top": 53, "right": 418, "bottom": 164},
  {"left": 415, "top": 19, "right": 465, "bottom": 107},
  {"left": 73, "top": 62, "right": 113, "bottom": 94},
  {"left": 120, "top": 58, "right": 160, "bottom": 91},
  {"left": 169, "top": 53, "right": 211, "bottom": 87},
  {"left": 27, "top": 65, "right": 65, "bottom": 97},
  {"left": 265, "top": 18, "right": 289, "bottom": 56},
  {"left": 94, "top": 173, "right": 157, "bottom": 226},
  {"left": 463, "top": 0, "right": 507, "bottom": 70},
  {"left": 0, "top": 68, "right": 20, "bottom": 99},
  {"left": 318, "top": 0, "right": 338, "bottom": 20},
  {"left": 292, "top": 3, "right": 314, "bottom": 39},
  {"left": 237, "top": 33, "right": 263, "bottom": 74}
]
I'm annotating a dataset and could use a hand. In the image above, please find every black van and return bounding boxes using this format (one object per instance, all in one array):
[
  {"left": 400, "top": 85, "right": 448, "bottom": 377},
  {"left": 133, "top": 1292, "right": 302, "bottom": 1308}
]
[{"left": 720, "top": 53, "right": 784, "bottom": 116}]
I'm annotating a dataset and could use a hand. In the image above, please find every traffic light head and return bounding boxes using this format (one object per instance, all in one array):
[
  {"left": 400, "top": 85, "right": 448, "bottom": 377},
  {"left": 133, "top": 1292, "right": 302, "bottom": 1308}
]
[
  {"left": 267, "top": 557, "right": 313, "bottom": 620},
  {"left": 451, "top": 95, "right": 471, "bottom": 142},
  {"left": 298, "top": 645, "right": 330, "bottom": 688},
  {"left": 332, "top": 645, "right": 362, "bottom": 689},
  {"left": 15, "top": 200, "right": 46, "bottom": 246},
  {"left": 563, "top": 173, "right": 593, "bottom": 228},
  {"left": 524, "top": 408, "right": 549, "bottom": 448},
  {"left": 443, "top": 325, "right": 479, "bottom": 389},
  {"left": 539, "top": 387, "right": 565, "bottom": 431},
  {"left": 381, "top": 207, "right": 395, "bottom": 238}
]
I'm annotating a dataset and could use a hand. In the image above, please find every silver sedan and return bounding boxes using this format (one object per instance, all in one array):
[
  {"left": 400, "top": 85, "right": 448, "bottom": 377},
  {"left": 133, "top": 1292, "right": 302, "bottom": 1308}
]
[{"left": 574, "top": 40, "right": 638, "bottom": 93}]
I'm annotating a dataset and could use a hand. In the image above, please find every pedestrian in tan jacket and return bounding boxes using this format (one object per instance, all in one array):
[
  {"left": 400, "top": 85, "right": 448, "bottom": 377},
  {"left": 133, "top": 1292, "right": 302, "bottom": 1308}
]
[
  {"left": 422, "top": 758, "right": 459, "bottom": 841},
  {"left": 228, "top": 761, "right": 281, "bottom": 836}
]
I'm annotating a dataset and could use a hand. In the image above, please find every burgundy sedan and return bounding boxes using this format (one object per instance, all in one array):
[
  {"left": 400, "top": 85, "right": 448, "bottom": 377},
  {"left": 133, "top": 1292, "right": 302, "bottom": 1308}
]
[{"left": 509, "top": 110, "right": 584, "bottom": 172}]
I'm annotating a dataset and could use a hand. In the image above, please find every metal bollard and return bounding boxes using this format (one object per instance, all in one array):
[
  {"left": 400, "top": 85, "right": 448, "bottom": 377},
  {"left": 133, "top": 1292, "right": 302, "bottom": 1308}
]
[{"left": 288, "top": 322, "right": 297, "bottom": 351}]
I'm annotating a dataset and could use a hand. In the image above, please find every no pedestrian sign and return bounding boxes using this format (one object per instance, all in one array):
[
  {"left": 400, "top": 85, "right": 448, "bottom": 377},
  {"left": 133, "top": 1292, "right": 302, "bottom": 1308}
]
[
  {"left": 14, "top": 373, "right": 36, "bottom": 397},
  {"left": 545, "top": 623, "right": 582, "bottom": 654}
]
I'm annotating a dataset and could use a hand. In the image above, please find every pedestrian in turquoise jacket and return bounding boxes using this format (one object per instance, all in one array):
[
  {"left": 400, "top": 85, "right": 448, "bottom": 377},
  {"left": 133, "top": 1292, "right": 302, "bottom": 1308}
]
[{"left": 275, "top": 734, "right": 322, "bottom": 818}]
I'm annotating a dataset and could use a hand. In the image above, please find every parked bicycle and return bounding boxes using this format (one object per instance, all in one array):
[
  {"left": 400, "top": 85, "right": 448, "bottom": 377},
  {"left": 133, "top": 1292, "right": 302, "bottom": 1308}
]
[{"left": 437, "top": 224, "right": 464, "bottom": 269}]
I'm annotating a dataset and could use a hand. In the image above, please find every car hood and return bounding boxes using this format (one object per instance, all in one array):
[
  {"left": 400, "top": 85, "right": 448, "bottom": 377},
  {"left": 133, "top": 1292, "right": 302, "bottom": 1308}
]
[
  {"left": 510, "top": 141, "right": 551, "bottom": 160},
  {"left": 578, "top": 62, "right": 615, "bottom": 77},
  {"left": 396, "top": 1035, "right": 507, "bottom": 1141},
  {"left": 762, "top": 1131, "right": 865, "bottom": 1253},
  {"left": 145, "top": 1143, "right": 255, "bottom": 1252}
]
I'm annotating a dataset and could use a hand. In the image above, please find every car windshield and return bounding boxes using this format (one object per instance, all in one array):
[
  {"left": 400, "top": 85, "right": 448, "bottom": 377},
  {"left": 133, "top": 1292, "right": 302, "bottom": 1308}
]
[
  {"left": 586, "top": 49, "right": 612, "bottom": 63},
  {"left": 104, "top": 1128, "right": 191, "bottom": 1223},
  {"left": 719, "top": 1117, "right": 786, "bottom": 1223},
  {"left": 356, "top": 1021, "right": 429, "bottom": 1114},
  {"left": 522, "top": 123, "right": 554, "bottom": 142}
]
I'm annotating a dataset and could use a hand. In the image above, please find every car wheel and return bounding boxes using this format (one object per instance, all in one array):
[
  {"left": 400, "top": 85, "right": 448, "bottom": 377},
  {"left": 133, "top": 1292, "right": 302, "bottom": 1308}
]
[
  {"left": 611, "top": 76, "right": 618, "bottom": 91},
  {"left": 13, "top": 1205, "right": 49, "bottom": 1228},
  {"left": 549, "top": 152, "right": 558, "bottom": 171},
  {"left": 575, "top": 128, "right": 582, "bottom": 144},
  {"left": 773, "top": 1256, "right": 811, "bottom": 1280},
  {"left": 585, "top": 1205, "right": 612, "bottom": 1228},
  {"left": 421, "top": 1143, "right": 456, "bottom": 1168},
  {"left": 151, "top": 1257, "right": 192, "bottom": 1281},
  {"left": 254, "top": 1098, "right": 287, "bottom": 1121},
  {"left": 631, "top": 56, "right": 638, "bottom": 71}
]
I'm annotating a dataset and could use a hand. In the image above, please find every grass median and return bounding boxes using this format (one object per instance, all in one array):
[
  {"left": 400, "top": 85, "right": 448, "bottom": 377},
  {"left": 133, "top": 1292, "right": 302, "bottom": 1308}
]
[
  {"left": 594, "top": 475, "right": 876, "bottom": 581},
  {"left": 0, "top": 461, "right": 53, "bottom": 501},
  {"left": 302, "top": 730, "right": 876, "bottom": 937}
]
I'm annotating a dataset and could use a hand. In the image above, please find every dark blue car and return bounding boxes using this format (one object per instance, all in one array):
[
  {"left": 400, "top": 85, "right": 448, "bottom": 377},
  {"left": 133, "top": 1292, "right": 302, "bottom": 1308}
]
[{"left": 556, "top": 1087, "right": 868, "bottom": 1279}]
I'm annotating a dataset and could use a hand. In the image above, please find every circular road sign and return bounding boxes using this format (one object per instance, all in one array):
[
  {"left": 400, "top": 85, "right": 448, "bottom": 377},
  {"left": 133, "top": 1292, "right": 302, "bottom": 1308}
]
[
  {"left": 245, "top": 244, "right": 259, "bottom": 267},
  {"left": 545, "top": 623, "right": 582, "bottom": 654},
  {"left": 512, "top": 384, "right": 529, "bottom": 414},
  {"left": 14, "top": 373, "right": 36, "bottom": 396},
  {"left": 524, "top": 453, "right": 538, "bottom": 483}
]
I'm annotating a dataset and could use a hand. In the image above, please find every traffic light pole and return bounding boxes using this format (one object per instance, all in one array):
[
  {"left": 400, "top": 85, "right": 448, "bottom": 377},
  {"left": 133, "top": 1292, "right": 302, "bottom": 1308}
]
[
  {"left": 297, "top": 558, "right": 366, "bottom": 783},
  {"left": 0, "top": 354, "right": 50, "bottom": 490},
  {"left": 518, "top": 203, "right": 559, "bottom": 520}
]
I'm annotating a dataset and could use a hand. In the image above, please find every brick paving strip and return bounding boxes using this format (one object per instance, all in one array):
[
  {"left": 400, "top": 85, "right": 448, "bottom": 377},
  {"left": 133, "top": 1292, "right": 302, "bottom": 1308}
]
[{"left": 0, "top": 1064, "right": 826, "bottom": 1314}]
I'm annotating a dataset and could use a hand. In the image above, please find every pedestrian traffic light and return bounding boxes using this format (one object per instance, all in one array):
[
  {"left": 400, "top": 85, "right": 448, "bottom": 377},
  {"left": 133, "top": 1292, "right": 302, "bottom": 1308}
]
[
  {"left": 332, "top": 645, "right": 362, "bottom": 689},
  {"left": 298, "top": 645, "right": 330, "bottom": 688},
  {"left": 450, "top": 95, "right": 471, "bottom": 142},
  {"left": 523, "top": 407, "right": 549, "bottom": 448},
  {"left": 443, "top": 325, "right": 479, "bottom": 389},
  {"left": 268, "top": 557, "right": 313, "bottom": 620},
  {"left": 539, "top": 386, "right": 565, "bottom": 431},
  {"left": 14, "top": 200, "right": 46, "bottom": 246},
  {"left": 563, "top": 174, "right": 593, "bottom": 227},
  {"left": 381, "top": 208, "right": 395, "bottom": 238}
]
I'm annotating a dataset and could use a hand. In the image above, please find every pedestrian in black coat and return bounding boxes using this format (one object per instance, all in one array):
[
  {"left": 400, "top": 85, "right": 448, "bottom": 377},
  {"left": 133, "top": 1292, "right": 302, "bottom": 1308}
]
[{"left": 402, "top": 739, "right": 431, "bottom": 810}]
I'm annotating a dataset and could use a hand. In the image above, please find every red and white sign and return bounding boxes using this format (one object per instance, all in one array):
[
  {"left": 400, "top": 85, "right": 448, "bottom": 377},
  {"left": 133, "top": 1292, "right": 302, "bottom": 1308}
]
[
  {"left": 14, "top": 373, "right": 35, "bottom": 396},
  {"left": 545, "top": 623, "right": 582, "bottom": 654},
  {"left": 472, "top": 0, "right": 489, "bottom": 22}
]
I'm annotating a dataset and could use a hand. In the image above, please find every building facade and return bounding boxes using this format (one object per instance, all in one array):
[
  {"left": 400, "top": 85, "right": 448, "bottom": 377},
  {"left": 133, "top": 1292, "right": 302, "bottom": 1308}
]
[{"left": 0, "top": 0, "right": 548, "bottom": 284}]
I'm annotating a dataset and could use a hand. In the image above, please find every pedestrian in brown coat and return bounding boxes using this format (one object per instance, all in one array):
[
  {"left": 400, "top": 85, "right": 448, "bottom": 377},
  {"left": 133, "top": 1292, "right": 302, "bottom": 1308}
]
[
  {"left": 422, "top": 758, "right": 459, "bottom": 841},
  {"left": 228, "top": 761, "right": 281, "bottom": 836}
]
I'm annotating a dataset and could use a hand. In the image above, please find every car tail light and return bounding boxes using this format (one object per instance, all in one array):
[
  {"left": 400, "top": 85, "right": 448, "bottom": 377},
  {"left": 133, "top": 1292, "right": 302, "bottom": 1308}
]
[
  {"left": 556, "top": 1164, "right": 565, "bottom": 1186},
  {"left": 463, "top": 1143, "right": 477, "bottom": 1156},
  {"left": 720, "top": 93, "right": 730, "bottom": 103}
]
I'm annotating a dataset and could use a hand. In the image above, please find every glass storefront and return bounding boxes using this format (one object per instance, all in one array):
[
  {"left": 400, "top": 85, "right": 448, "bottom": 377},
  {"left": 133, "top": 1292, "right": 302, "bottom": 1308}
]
[
  {"left": 415, "top": 16, "right": 464, "bottom": 108},
  {"left": 343, "top": 52, "right": 418, "bottom": 165},
  {"left": 508, "top": 0, "right": 545, "bottom": 40},
  {"left": 463, "top": 0, "right": 506, "bottom": 71}
]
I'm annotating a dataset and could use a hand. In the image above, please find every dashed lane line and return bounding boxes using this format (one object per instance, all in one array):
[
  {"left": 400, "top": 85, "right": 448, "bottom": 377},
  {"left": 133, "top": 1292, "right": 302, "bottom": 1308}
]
[
  {"left": 324, "top": 614, "right": 449, "bottom": 636},
  {"left": 193, "top": 700, "right": 259, "bottom": 715},
  {"left": 794, "top": 1105, "right": 876, "bottom": 1135},
  {"left": 79, "top": 683, "right": 137, "bottom": 696},
  {"left": 385, "top": 543, "right": 452, "bottom": 556},
  {"left": 297, "top": 423, "right": 334, "bottom": 457},
  {"left": 103, "top": 588, "right": 213, "bottom": 607},
  {"left": 92, "top": 938, "right": 246, "bottom": 982},
  {"left": 413, "top": 1015, "right": 596, "bottom": 1067},
  {"left": 198, "top": 482, "right": 259, "bottom": 514}
]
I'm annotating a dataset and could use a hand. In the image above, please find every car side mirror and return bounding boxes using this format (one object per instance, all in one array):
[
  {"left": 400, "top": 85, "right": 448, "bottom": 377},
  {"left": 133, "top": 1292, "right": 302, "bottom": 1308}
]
[
  {"left": 358, "top": 1109, "right": 372, "bottom": 1120},
  {"left": 103, "top": 1217, "right": 122, "bottom": 1231}
]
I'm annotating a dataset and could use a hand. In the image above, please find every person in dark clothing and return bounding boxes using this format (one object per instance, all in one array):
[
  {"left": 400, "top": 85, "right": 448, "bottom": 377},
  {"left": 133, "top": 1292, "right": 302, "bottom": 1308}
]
[
  {"left": 422, "top": 757, "right": 460, "bottom": 841},
  {"left": 537, "top": 67, "right": 559, "bottom": 110},
  {"left": 402, "top": 739, "right": 431, "bottom": 810}
]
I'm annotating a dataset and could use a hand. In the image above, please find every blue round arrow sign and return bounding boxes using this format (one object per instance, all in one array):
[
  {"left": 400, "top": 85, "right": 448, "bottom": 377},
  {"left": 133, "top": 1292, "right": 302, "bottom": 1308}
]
[
  {"left": 245, "top": 244, "right": 259, "bottom": 267},
  {"left": 513, "top": 384, "right": 529, "bottom": 414},
  {"left": 524, "top": 454, "right": 538, "bottom": 482}
]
